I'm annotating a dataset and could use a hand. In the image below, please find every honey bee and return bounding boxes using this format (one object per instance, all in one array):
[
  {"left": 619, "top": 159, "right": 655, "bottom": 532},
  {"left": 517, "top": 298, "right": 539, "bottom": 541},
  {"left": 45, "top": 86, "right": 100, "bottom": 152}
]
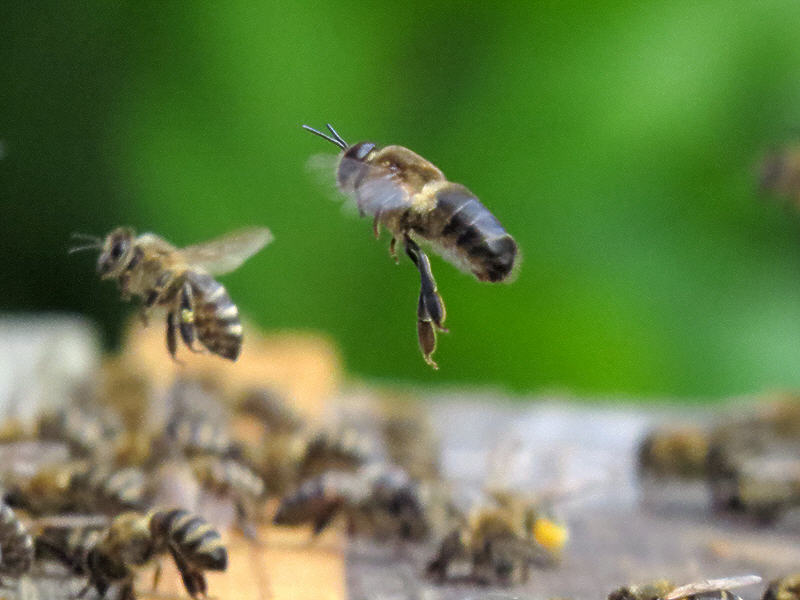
[
  {"left": 425, "top": 502, "right": 560, "bottom": 586},
  {"left": 37, "top": 401, "right": 122, "bottom": 458},
  {"left": 70, "top": 226, "right": 272, "bottom": 360},
  {"left": 237, "top": 386, "right": 304, "bottom": 434},
  {"left": 0, "top": 503, "right": 34, "bottom": 582},
  {"left": 762, "top": 574, "right": 800, "bottom": 600},
  {"left": 304, "top": 124, "right": 518, "bottom": 368},
  {"left": 5, "top": 460, "right": 148, "bottom": 516},
  {"left": 760, "top": 144, "right": 800, "bottom": 206},
  {"left": 607, "top": 575, "right": 762, "bottom": 600},
  {"left": 37, "top": 509, "right": 227, "bottom": 600},
  {"left": 637, "top": 425, "right": 710, "bottom": 480},
  {"left": 190, "top": 456, "right": 267, "bottom": 538},
  {"left": 273, "top": 463, "right": 441, "bottom": 541}
]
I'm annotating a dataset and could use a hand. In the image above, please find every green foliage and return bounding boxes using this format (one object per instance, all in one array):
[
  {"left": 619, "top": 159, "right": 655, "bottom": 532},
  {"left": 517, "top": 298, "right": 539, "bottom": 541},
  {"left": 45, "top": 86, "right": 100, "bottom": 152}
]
[{"left": 4, "top": 1, "right": 800, "bottom": 397}]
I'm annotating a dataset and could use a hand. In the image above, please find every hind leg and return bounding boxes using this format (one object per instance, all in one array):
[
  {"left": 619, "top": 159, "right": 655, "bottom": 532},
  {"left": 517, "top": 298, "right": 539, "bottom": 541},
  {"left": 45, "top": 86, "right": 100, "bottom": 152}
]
[{"left": 404, "top": 236, "right": 447, "bottom": 369}]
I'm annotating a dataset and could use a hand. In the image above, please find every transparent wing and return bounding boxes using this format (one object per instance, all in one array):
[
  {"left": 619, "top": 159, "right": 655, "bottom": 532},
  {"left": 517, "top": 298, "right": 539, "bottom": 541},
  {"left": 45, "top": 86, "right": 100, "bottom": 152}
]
[
  {"left": 664, "top": 576, "right": 762, "bottom": 600},
  {"left": 306, "top": 154, "right": 412, "bottom": 218},
  {"left": 180, "top": 227, "right": 273, "bottom": 275}
]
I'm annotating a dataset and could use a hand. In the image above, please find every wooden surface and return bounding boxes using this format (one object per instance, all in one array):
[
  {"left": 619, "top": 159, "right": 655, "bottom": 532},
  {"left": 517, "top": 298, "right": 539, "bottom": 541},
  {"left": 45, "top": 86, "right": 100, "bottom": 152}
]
[{"left": 142, "top": 526, "right": 346, "bottom": 600}]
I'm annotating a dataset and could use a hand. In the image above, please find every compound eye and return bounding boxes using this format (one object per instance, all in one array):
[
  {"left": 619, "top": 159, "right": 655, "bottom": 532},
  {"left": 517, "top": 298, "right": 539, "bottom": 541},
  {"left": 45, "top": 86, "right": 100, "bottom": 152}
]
[{"left": 110, "top": 238, "right": 126, "bottom": 260}]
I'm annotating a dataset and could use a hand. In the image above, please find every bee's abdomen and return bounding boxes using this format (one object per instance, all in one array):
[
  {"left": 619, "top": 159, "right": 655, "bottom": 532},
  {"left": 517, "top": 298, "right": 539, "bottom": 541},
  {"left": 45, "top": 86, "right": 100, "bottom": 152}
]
[
  {"left": 430, "top": 185, "right": 517, "bottom": 282},
  {"left": 150, "top": 509, "right": 227, "bottom": 571},
  {"left": 187, "top": 272, "right": 243, "bottom": 361}
]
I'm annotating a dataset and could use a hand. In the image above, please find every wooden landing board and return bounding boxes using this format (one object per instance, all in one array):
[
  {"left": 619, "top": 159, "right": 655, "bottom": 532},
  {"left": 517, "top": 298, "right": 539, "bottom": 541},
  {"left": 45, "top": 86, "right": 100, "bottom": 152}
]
[{"left": 140, "top": 526, "right": 346, "bottom": 600}]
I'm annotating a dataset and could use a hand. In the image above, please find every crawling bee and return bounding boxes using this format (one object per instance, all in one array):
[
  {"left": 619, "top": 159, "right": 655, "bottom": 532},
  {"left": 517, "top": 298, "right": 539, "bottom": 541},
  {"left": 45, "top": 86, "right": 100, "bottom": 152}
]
[
  {"left": 70, "top": 226, "right": 272, "bottom": 360},
  {"left": 608, "top": 575, "right": 762, "bottom": 600},
  {"left": 190, "top": 456, "right": 267, "bottom": 538},
  {"left": 296, "top": 426, "right": 382, "bottom": 479},
  {"left": 304, "top": 124, "right": 518, "bottom": 368},
  {"left": 37, "top": 509, "right": 227, "bottom": 600},
  {"left": 0, "top": 503, "right": 34, "bottom": 582},
  {"left": 37, "top": 404, "right": 122, "bottom": 459},
  {"left": 237, "top": 386, "right": 304, "bottom": 434},
  {"left": 273, "top": 463, "right": 441, "bottom": 541},
  {"left": 5, "top": 460, "right": 147, "bottom": 515},
  {"left": 763, "top": 574, "right": 800, "bottom": 600},
  {"left": 637, "top": 424, "right": 710, "bottom": 479},
  {"left": 426, "top": 502, "right": 560, "bottom": 586}
]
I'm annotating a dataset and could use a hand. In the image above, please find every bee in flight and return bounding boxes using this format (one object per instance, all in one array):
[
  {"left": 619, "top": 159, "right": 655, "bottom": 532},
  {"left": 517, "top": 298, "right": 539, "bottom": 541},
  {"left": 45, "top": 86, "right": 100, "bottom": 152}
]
[
  {"left": 70, "top": 226, "right": 272, "bottom": 361},
  {"left": 303, "top": 124, "right": 518, "bottom": 368}
]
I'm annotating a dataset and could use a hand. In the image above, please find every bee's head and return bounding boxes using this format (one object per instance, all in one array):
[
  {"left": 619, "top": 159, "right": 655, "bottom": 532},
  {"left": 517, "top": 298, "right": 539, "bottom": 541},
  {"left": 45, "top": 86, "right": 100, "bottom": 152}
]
[{"left": 96, "top": 227, "right": 135, "bottom": 277}]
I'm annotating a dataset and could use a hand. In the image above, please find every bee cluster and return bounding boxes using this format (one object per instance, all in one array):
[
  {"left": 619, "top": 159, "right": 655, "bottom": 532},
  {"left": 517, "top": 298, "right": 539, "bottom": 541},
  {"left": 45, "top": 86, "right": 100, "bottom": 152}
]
[{"left": 638, "top": 397, "right": 800, "bottom": 523}]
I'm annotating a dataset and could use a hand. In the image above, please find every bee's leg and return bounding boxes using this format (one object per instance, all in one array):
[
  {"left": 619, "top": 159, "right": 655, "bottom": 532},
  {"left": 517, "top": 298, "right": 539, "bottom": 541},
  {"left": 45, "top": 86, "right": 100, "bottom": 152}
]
[
  {"left": 235, "top": 500, "right": 261, "bottom": 542},
  {"left": 169, "top": 545, "right": 207, "bottom": 599},
  {"left": 151, "top": 560, "right": 163, "bottom": 591},
  {"left": 404, "top": 236, "right": 447, "bottom": 369},
  {"left": 166, "top": 311, "right": 179, "bottom": 361},
  {"left": 373, "top": 212, "right": 382, "bottom": 239},
  {"left": 389, "top": 237, "right": 399, "bottom": 263},
  {"left": 179, "top": 282, "right": 204, "bottom": 353}
]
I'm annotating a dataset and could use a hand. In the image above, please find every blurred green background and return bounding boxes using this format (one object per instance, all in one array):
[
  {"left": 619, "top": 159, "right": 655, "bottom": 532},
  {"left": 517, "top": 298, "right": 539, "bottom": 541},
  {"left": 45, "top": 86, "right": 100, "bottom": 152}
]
[{"left": 5, "top": 1, "right": 800, "bottom": 398}]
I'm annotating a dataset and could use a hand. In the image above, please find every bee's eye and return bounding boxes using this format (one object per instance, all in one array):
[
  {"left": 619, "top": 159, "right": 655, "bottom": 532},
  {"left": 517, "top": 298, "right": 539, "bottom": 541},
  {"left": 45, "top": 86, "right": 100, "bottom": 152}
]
[{"left": 110, "top": 239, "right": 126, "bottom": 259}]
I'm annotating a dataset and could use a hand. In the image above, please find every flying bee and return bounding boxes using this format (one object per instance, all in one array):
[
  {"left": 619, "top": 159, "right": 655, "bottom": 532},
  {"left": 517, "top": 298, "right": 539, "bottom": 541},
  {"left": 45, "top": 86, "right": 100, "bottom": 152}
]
[
  {"left": 304, "top": 124, "right": 518, "bottom": 368},
  {"left": 70, "top": 226, "right": 272, "bottom": 360}
]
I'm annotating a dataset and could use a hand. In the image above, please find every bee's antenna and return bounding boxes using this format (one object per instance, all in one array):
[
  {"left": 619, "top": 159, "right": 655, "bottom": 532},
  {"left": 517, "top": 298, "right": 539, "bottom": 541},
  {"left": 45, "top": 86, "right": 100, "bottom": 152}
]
[
  {"left": 70, "top": 232, "right": 101, "bottom": 243},
  {"left": 68, "top": 233, "right": 102, "bottom": 254},
  {"left": 326, "top": 124, "right": 347, "bottom": 148},
  {"left": 68, "top": 244, "right": 102, "bottom": 254},
  {"left": 302, "top": 124, "right": 347, "bottom": 150}
]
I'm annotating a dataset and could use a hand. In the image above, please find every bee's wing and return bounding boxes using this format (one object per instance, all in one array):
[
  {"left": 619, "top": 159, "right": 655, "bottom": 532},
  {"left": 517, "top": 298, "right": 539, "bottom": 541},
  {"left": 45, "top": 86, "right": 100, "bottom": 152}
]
[
  {"left": 179, "top": 227, "right": 273, "bottom": 275},
  {"left": 307, "top": 154, "right": 412, "bottom": 218},
  {"left": 664, "top": 576, "right": 762, "bottom": 600}
]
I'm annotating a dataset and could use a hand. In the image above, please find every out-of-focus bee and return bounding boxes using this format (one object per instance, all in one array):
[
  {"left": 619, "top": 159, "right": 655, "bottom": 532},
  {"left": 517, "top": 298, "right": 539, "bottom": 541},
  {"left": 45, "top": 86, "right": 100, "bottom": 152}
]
[
  {"left": 607, "top": 575, "right": 762, "bottom": 600},
  {"left": 760, "top": 144, "right": 800, "bottom": 207},
  {"left": 5, "top": 460, "right": 147, "bottom": 516},
  {"left": 158, "top": 381, "right": 240, "bottom": 460},
  {"left": 638, "top": 424, "right": 710, "bottom": 479},
  {"left": 304, "top": 124, "right": 518, "bottom": 368},
  {"left": 426, "top": 501, "right": 560, "bottom": 586},
  {"left": 69, "top": 226, "right": 272, "bottom": 360},
  {"left": 37, "top": 509, "right": 227, "bottom": 600},
  {"left": 37, "top": 401, "right": 122, "bottom": 458},
  {"left": 0, "top": 503, "right": 34, "bottom": 582},
  {"left": 274, "top": 463, "right": 445, "bottom": 541},
  {"left": 295, "top": 427, "right": 381, "bottom": 479},
  {"left": 706, "top": 405, "right": 800, "bottom": 521},
  {"left": 762, "top": 574, "right": 800, "bottom": 600},
  {"left": 190, "top": 456, "right": 267, "bottom": 538},
  {"left": 380, "top": 400, "right": 441, "bottom": 480},
  {"left": 237, "top": 386, "right": 304, "bottom": 434}
]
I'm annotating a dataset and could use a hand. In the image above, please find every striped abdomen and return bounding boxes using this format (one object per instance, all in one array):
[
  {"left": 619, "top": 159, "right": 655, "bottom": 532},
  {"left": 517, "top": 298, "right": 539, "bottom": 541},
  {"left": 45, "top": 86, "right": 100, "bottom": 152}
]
[
  {"left": 186, "top": 271, "right": 242, "bottom": 360},
  {"left": 0, "top": 504, "right": 33, "bottom": 576},
  {"left": 418, "top": 184, "right": 517, "bottom": 283},
  {"left": 149, "top": 509, "right": 227, "bottom": 571}
]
